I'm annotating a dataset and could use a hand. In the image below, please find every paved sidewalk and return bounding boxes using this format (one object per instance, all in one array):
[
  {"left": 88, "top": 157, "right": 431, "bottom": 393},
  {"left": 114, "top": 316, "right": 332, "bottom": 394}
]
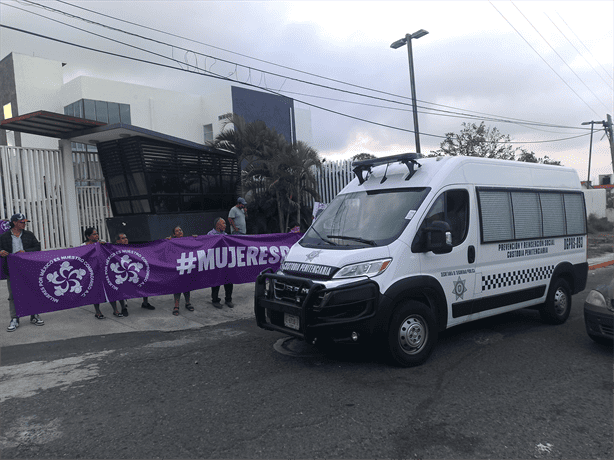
[
  {"left": 0, "top": 282, "right": 257, "bottom": 348},
  {"left": 1, "top": 256, "right": 612, "bottom": 349}
]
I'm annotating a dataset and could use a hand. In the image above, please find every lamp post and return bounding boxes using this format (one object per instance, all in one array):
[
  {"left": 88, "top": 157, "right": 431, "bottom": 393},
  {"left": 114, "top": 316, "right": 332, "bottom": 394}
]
[
  {"left": 582, "top": 120, "right": 603, "bottom": 187},
  {"left": 391, "top": 29, "right": 429, "bottom": 154}
]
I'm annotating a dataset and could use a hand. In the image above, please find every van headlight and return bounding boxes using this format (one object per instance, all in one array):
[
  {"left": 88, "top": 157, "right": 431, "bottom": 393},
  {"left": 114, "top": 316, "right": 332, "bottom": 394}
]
[{"left": 333, "top": 258, "right": 392, "bottom": 279}]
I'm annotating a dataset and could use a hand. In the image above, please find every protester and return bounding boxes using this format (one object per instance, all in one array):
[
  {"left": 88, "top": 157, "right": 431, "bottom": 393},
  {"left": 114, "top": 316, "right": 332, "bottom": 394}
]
[
  {"left": 207, "top": 217, "right": 234, "bottom": 309},
  {"left": 228, "top": 197, "right": 248, "bottom": 235},
  {"left": 83, "top": 227, "right": 122, "bottom": 320},
  {"left": 114, "top": 233, "right": 156, "bottom": 315},
  {"left": 168, "top": 226, "right": 193, "bottom": 315},
  {"left": 0, "top": 213, "right": 45, "bottom": 332}
]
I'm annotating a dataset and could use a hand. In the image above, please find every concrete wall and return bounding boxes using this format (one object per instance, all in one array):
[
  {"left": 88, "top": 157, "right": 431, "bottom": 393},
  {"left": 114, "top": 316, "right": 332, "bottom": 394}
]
[
  {"left": 4, "top": 53, "right": 64, "bottom": 149},
  {"left": 583, "top": 188, "right": 606, "bottom": 219}
]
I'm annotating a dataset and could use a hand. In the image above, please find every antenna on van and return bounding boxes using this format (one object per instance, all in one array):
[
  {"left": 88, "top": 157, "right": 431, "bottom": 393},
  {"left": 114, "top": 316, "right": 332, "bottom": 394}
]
[{"left": 351, "top": 153, "right": 422, "bottom": 185}]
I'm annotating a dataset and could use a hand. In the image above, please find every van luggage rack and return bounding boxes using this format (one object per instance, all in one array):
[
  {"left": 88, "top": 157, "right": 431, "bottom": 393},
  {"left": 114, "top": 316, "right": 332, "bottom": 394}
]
[{"left": 351, "top": 153, "right": 422, "bottom": 185}]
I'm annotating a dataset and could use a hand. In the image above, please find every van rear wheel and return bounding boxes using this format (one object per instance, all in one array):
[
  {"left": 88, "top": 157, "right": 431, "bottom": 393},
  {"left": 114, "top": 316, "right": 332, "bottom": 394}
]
[
  {"left": 540, "top": 278, "right": 571, "bottom": 325},
  {"left": 387, "top": 300, "right": 437, "bottom": 367}
]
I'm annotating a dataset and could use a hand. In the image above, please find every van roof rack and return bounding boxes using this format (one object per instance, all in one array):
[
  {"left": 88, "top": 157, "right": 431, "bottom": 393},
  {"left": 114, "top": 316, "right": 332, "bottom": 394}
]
[{"left": 351, "top": 153, "right": 422, "bottom": 185}]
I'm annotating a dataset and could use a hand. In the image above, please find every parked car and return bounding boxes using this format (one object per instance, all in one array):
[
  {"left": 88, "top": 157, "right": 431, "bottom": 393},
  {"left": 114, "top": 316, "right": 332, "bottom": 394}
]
[{"left": 584, "top": 277, "right": 614, "bottom": 344}]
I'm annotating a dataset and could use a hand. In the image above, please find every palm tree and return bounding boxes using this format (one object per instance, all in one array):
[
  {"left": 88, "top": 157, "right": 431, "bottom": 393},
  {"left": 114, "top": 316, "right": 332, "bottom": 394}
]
[{"left": 287, "top": 141, "right": 322, "bottom": 231}]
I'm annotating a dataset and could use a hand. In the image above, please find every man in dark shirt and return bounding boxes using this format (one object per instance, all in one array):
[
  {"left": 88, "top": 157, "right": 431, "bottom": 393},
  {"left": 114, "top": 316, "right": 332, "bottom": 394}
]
[{"left": 0, "top": 213, "right": 45, "bottom": 332}]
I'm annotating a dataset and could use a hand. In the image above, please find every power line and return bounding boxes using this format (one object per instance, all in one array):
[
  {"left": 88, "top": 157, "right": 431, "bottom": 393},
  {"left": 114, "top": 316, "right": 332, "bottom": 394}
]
[
  {"left": 9, "top": 0, "right": 592, "bottom": 133},
  {"left": 557, "top": 12, "right": 613, "bottom": 82},
  {"left": 1, "top": 22, "right": 594, "bottom": 148},
  {"left": 511, "top": 2, "right": 610, "bottom": 112},
  {"left": 489, "top": 1, "right": 601, "bottom": 117},
  {"left": 545, "top": 12, "right": 613, "bottom": 91}
]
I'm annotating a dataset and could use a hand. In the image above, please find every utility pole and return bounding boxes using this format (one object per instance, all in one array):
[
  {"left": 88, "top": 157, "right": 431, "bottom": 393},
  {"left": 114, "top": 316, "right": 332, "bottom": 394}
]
[
  {"left": 582, "top": 120, "right": 599, "bottom": 186},
  {"left": 604, "top": 114, "right": 614, "bottom": 174}
]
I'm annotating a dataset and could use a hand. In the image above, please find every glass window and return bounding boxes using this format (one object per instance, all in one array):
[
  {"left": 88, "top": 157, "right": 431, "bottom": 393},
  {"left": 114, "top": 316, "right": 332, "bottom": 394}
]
[
  {"left": 114, "top": 200, "right": 132, "bottom": 215},
  {"left": 126, "top": 172, "right": 148, "bottom": 195},
  {"left": 512, "top": 191, "right": 542, "bottom": 239},
  {"left": 108, "top": 175, "right": 129, "bottom": 198},
  {"left": 204, "top": 124, "right": 213, "bottom": 143},
  {"left": 479, "top": 190, "right": 513, "bottom": 242},
  {"left": 119, "top": 104, "right": 131, "bottom": 124},
  {"left": 564, "top": 193, "right": 586, "bottom": 235},
  {"left": 131, "top": 199, "right": 151, "bottom": 214},
  {"left": 418, "top": 189, "right": 469, "bottom": 249},
  {"left": 64, "top": 103, "right": 74, "bottom": 117},
  {"left": 301, "top": 188, "right": 430, "bottom": 248},
  {"left": 95, "top": 100, "right": 108, "bottom": 123},
  {"left": 108, "top": 103, "right": 120, "bottom": 124},
  {"left": 84, "top": 99, "right": 96, "bottom": 121},
  {"left": 540, "top": 193, "right": 565, "bottom": 237}
]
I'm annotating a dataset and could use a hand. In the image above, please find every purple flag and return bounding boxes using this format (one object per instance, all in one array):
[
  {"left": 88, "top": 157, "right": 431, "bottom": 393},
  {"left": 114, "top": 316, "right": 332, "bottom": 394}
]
[{"left": 8, "top": 233, "right": 301, "bottom": 316}]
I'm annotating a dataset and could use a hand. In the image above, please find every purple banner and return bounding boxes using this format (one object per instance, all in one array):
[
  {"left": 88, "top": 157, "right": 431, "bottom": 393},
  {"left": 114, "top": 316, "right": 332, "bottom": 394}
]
[{"left": 7, "top": 233, "right": 301, "bottom": 316}]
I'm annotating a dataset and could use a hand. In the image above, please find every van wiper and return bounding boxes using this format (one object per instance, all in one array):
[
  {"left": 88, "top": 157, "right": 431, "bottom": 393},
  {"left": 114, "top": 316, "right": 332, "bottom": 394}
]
[
  {"left": 327, "top": 235, "right": 377, "bottom": 246},
  {"left": 310, "top": 226, "right": 337, "bottom": 245}
]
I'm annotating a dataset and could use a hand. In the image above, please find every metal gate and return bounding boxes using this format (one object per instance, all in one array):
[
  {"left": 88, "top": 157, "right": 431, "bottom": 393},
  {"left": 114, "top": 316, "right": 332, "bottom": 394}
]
[
  {"left": 0, "top": 146, "right": 70, "bottom": 249},
  {"left": 0, "top": 146, "right": 112, "bottom": 249}
]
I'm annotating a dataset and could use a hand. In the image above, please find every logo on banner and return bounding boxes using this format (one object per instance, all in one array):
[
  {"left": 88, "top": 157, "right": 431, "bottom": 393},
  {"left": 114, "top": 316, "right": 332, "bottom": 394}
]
[
  {"left": 39, "top": 257, "right": 95, "bottom": 302},
  {"left": 105, "top": 250, "right": 150, "bottom": 290},
  {"left": 0, "top": 220, "right": 10, "bottom": 233}
]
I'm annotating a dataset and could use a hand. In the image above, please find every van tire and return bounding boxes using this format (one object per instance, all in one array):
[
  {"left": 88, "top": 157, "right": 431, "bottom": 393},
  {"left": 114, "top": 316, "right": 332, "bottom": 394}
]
[
  {"left": 540, "top": 278, "right": 571, "bottom": 325},
  {"left": 387, "top": 300, "right": 437, "bottom": 367}
]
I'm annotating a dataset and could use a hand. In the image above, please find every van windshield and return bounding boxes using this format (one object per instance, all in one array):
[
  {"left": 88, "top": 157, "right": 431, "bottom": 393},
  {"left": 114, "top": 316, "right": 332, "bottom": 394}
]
[{"left": 301, "top": 188, "right": 430, "bottom": 248}]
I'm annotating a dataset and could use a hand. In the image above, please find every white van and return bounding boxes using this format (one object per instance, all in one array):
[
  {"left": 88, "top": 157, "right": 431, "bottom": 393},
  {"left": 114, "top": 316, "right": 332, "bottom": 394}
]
[{"left": 255, "top": 154, "right": 588, "bottom": 366}]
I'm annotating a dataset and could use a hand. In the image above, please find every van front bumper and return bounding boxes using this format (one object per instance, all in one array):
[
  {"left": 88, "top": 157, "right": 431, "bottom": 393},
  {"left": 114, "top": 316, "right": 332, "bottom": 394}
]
[{"left": 254, "top": 270, "right": 380, "bottom": 343}]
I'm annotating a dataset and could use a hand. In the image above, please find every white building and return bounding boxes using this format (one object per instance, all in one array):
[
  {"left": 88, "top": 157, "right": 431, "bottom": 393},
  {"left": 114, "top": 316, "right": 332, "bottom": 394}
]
[{"left": 0, "top": 52, "right": 313, "bottom": 248}]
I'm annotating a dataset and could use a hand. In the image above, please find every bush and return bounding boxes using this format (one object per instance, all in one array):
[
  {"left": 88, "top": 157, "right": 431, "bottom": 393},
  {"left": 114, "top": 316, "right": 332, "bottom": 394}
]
[{"left": 587, "top": 214, "right": 614, "bottom": 233}]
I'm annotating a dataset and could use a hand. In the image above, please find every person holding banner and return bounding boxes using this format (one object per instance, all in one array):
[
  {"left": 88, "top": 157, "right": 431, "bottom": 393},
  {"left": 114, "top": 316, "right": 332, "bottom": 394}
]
[
  {"left": 83, "top": 227, "right": 123, "bottom": 320},
  {"left": 113, "top": 233, "right": 156, "bottom": 315},
  {"left": 168, "top": 226, "right": 193, "bottom": 316},
  {"left": 0, "top": 213, "right": 45, "bottom": 332},
  {"left": 207, "top": 217, "right": 234, "bottom": 309},
  {"left": 228, "top": 197, "right": 248, "bottom": 235}
]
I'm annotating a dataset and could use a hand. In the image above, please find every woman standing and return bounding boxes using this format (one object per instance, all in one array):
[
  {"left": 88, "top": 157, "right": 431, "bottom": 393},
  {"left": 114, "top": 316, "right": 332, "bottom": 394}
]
[
  {"left": 168, "top": 226, "right": 193, "bottom": 316},
  {"left": 83, "top": 227, "right": 123, "bottom": 319}
]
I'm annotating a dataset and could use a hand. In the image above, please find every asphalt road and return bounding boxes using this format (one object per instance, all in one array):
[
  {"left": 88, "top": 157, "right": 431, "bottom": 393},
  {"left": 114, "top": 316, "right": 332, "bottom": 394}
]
[{"left": 1, "top": 267, "right": 612, "bottom": 459}]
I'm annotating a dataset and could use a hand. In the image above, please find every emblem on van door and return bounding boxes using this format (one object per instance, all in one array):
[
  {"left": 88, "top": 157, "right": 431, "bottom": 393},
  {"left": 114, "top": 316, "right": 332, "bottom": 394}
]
[
  {"left": 305, "top": 250, "right": 322, "bottom": 262},
  {"left": 453, "top": 277, "right": 467, "bottom": 300}
]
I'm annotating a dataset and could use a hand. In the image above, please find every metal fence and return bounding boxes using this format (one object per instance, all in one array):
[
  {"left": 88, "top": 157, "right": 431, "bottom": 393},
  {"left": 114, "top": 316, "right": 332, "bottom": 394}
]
[
  {"left": 0, "top": 146, "right": 111, "bottom": 249},
  {"left": 0, "top": 146, "right": 70, "bottom": 249},
  {"left": 315, "top": 159, "right": 354, "bottom": 204}
]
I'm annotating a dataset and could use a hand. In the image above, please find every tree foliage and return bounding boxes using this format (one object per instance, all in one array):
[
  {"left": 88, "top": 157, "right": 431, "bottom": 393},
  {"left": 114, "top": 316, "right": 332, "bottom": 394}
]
[
  {"left": 434, "top": 122, "right": 561, "bottom": 165},
  {"left": 211, "top": 114, "right": 322, "bottom": 233},
  {"left": 351, "top": 153, "right": 376, "bottom": 162}
]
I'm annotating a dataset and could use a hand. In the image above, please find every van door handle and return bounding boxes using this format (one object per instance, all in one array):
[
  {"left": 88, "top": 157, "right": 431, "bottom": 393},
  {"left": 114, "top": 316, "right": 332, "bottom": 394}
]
[{"left": 468, "top": 245, "right": 475, "bottom": 264}]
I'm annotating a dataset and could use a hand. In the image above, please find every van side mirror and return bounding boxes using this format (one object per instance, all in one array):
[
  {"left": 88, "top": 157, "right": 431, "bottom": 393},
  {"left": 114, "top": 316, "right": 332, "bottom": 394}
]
[{"left": 425, "top": 221, "right": 453, "bottom": 254}]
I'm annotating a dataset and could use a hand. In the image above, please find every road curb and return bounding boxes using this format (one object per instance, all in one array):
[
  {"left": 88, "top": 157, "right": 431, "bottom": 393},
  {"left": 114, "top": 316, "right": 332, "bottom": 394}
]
[{"left": 589, "top": 259, "right": 614, "bottom": 270}]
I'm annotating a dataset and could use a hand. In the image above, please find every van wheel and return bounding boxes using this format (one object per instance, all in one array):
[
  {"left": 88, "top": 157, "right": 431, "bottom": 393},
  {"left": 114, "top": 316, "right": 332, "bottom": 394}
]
[
  {"left": 387, "top": 300, "right": 437, "bottom": 367},
  {"left": 540, "top": 278, "right": 571, "bottom": 325}
]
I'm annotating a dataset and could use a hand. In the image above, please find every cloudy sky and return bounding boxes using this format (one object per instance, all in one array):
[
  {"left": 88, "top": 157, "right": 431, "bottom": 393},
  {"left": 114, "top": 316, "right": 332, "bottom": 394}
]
[{"left": 1, "top": 0, "right": 612, "bottom": 182}]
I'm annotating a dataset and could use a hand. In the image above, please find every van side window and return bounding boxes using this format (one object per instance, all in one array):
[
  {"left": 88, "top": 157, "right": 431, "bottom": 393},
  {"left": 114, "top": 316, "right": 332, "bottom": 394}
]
[
  {"left": 418, "top": 189, "right": 469, "bottom": 248},
  {"left": 478, "top": 188, "right": 586, "bottom": 242}
]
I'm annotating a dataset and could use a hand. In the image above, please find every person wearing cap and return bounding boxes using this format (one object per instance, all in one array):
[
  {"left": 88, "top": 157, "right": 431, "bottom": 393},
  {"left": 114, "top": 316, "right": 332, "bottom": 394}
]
[
  {"left": 0, "top": 213, "right": 45, "bottom": 332},
  {"left": 228, "top": 197, "right": 248, "bottom": 235},
  {"left": 207, "top": 217, "right": 234, "bottom": 309}
]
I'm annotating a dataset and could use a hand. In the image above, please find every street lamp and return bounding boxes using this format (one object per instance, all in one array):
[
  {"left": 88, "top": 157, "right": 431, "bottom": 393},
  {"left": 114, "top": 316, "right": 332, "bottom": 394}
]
[{"left": 391, "top": 29, "right": 429, "bottom": 154}]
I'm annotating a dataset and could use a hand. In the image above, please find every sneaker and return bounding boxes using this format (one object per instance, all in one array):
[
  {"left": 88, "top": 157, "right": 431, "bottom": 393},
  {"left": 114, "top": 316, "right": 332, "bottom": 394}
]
[
  {"left": 30, "top": 315, "right": 44, "bottom": 326},
  {"left": 225, "top": 300, "right": 235, "bottom": 308},
  {"left": 212, "top": 301, "right": 223, "bottom": 309},
  {"left": 7, "top": 317, "right": 19, "bottom": 332},
  {"left": 141, "top": 302, "right": 155, "bottom": 310},
  {"left": 121, "top": 307, "right": 129, "bottom": 317}
]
